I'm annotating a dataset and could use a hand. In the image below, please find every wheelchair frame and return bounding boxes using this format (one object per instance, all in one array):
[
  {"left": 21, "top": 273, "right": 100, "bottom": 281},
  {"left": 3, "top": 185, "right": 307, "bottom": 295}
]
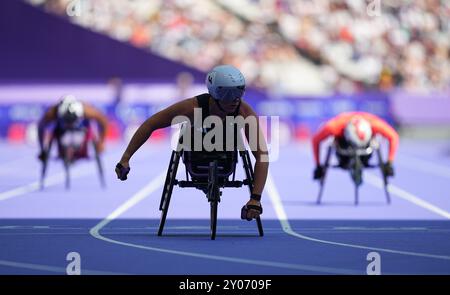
[
  {"left": 157, "top": 149, "right": 264, "bottom": 240},
  {"left": 40, "top": 128, "right": 105, "bottom": 190},
  {"left": 316, "top": 139, "right": 391, "bottom": 205}
]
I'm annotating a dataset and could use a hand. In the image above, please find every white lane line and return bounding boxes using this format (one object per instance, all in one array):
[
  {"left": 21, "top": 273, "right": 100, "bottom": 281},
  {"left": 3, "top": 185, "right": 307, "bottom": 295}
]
[
  {"left": 0, "top": 147, "right": 142, "bottom": 274},
  {"left": 0, "top": 156, "right": 36, "bottom": 175},
  {"left": 0, "top": 168, "right": 92, "bottom": 201},
  {"left": 398, "top": 154, "right": 450, "bottom": 180},
  {"left": 0, "top": 259, "right": 124, "bottom": 275},
  {"left": 365, "top": 173, "right": 450, "bottom": 219},
  {"left": 295, "top": 147, "right": 450, "bottom": 219},
  {"left": 89, "top": 170, "right": 361, "bottom": 274},
  {"left": 265, "top": 172, "right": 450, "bottom": 261},
  {"left": 332, "top": 227, "right": 429, "bottom": 231},
  {"left": 90, "top": 171, "right": 167, "bottom": 233},
  {"left": 91, "top": 231, "right": 359, "bottom": 274},
  {"left": 0, "top": 148, "right": 123, "bottom": 202}
]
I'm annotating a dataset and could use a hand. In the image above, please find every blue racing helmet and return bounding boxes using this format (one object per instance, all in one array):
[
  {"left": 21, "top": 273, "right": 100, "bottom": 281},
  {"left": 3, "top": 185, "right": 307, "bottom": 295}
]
[{"left": 206, "top": 65, "right": 246, "bottom": 102}]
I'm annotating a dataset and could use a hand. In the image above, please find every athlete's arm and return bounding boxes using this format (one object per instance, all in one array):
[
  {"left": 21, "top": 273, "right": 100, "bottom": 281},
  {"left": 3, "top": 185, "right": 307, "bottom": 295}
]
[
  {"left": 369, "top": 117, "right": 399, "bottom": 163},
  {"left": 241, "top": 102, "right": 269, "bottom": 201},
  {"left": 84, "top": 104, "right": 109, "bottom": 152},
  {"left": 118, "top": 98, "right": 196, "bottom": 166},
  {"left": 312, "top": 120, "right": 337, "bottom": 165}
]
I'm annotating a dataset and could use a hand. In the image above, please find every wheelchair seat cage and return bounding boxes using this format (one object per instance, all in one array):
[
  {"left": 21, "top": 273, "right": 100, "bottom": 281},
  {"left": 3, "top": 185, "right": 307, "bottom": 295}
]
[
  {"left": 316, "top": 139, "right": 391, "bottom": 205},
  {"left": 157, "top": 146, "right": 264, "bottom": 240},
  {"left": 39, "top": 126, "right": 105, "bottom": 190}
]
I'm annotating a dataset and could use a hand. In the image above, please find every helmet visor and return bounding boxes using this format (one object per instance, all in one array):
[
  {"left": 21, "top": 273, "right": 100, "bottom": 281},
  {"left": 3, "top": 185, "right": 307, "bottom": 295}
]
[{"left": 215, "top": 85, "right": 245, "bottom": 102}]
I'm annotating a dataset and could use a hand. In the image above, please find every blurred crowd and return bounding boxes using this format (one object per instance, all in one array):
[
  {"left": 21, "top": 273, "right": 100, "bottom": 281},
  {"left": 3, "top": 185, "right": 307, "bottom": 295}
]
[
  {"left": 28, "top": 0, "right": 450, "bottom": 94},
  {"left": 270, "top": 0, "right": 450, "bottom": 93}
]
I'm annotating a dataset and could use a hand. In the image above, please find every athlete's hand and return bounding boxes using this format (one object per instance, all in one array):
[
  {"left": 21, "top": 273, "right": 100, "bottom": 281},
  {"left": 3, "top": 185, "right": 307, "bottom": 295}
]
[
  {"left": 241, "top": 198, "right": 263, "bottom": 221},
  {"left": 313, "top": 165, "right": 324, "bottom": 180},
  {"left": 38, "top": 150, "right": 48, "bottom": 162},
  {"left": 115, "top": 162, "right": 130, "bottom": 181},
  {"left": 382, "top": 162, "right": 394, "bottom": 177}
]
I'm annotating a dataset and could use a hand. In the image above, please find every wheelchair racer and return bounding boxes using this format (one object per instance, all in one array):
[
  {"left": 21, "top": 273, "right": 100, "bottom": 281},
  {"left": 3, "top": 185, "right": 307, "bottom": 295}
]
[
  {"left": 37, "top": 95, "right": 108, "bottom": 162},
  {"left": 312, "top": 112, "right": 399, "bottom": 180},
  {"left": 115, "top": 65, "right": 268, "bottom": 221}
]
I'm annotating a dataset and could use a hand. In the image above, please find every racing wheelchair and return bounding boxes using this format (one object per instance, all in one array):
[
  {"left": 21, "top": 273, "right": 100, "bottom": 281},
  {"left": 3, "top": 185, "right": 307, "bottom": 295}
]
[
  {"left": 316, "top": 139, "right": 391, "bottom": 205},
  {"left": 157, "top": 143, "right": 264, "bottom": 240},
  {"left": 40, "top": 125, "right": 105, "bottom": 190}
]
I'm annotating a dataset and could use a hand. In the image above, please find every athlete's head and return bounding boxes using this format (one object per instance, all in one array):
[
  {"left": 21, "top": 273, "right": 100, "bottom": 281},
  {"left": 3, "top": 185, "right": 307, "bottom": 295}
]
[
  {"left": 57, "top": 94, "right": 84, "bottom": 127},
  {"left": 206, "top": 65, "right": 245, "bottom": 113},
  {"left": 343, "top": 116, "right": 373, "bottom": 148}
]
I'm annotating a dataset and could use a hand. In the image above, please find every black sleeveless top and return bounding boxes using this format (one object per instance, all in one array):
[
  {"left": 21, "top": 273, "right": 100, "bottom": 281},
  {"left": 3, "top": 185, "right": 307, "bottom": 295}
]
[
  {"left": 179, "top": 93, "right": 242, "bottom": 152},
  {"left": 54, "top": 118, "right": 90, "bottom": 140}
]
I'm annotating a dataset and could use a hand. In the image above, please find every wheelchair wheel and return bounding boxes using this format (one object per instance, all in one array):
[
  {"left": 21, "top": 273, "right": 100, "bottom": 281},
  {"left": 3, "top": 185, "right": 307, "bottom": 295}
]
[
  {"left": 208, "top": 160, "right": 219, "bottom": 240},
  {"left": 316, "top": 174, "right": 327, "bottom": 205},
  {"left": 40, "top": 136, "right": 55, "bottom": 190},
  {"left": 351, "top": 156, "right": 362, "bottom": 205},
  {"left": 210, "top": 200, "right": 218, "bottom": 240},
  {"left": 93, "top": 141, "right": 106, "bottom": 188},
  {"left": 158, "top": 151, "right": 180, "bottom": 236},
  {"left": 354, "top": 183, "right": 360, "bottom": 206},
  {"left": 376, "top": 148, "right": 391, "bottom": 204},
  {"left": 316, "top": 146, "right": 332, "bottom": 205},
  {"left": 240, "top": 151, "right": 265, "bottom": 237},
  {"left": 63, "top": 148, "right": 71, "bottom": 190},
  {"left": 159, "top": 151, "right": 176, "bottom": 211},
  {"left": 40, "top": 157, "right": 48, "bottom": 190},
  {"left": 256, "top": 217, "right": 264, "bottom": 237},
  {"left": 40, "top": 150, "right": 51, "bottom": 191}
]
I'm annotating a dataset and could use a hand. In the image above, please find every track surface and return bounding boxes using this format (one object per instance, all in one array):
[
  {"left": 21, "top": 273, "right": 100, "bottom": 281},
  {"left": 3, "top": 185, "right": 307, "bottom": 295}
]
[{"left": 1, "top": 140, "right": 449, "bottom": 274}]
